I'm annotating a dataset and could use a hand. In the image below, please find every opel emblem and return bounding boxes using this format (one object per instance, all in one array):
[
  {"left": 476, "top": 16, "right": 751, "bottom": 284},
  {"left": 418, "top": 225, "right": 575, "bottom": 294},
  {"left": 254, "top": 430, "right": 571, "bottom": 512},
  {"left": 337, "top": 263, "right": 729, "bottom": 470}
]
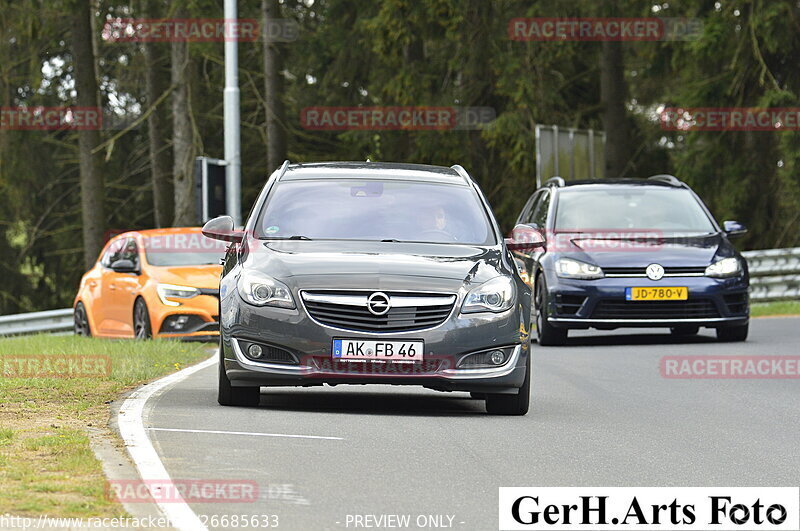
[
  {"left": 646, "top": 263, "right": 665, "bottom": 281},
  {"left": 367, "top": 292, "right": 391, "bottom": 316}
]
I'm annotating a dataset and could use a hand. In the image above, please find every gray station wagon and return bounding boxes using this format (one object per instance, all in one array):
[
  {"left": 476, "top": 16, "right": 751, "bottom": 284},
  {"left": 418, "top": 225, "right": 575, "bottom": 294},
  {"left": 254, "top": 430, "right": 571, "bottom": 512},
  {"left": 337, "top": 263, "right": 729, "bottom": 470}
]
[{"left": 203, "top": 162, "right": 543, "bottom": 415}]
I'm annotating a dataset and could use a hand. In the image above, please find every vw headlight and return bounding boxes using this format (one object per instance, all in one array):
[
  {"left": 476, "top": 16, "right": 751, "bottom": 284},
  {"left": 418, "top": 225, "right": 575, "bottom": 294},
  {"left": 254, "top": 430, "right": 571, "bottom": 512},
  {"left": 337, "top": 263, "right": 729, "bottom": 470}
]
[
  {"left": 555, "top": 258, "right": 604, "bottom": 279},
  {"left": 237, "top": 270, "right": 295, "bottom": 308},
  {"left": 705, "top": 257, "right": 742, "bottom": 278},
  {"left": 461, "top": 276, "right": 515, "bottom": 314},
  {"left": 156, "top": 284, "right": 200, "bottom": 306}
]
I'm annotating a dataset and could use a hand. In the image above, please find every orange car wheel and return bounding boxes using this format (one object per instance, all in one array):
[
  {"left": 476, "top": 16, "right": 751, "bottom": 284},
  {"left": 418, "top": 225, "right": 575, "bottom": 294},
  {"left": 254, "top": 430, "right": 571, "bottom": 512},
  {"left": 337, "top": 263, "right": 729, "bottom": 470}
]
[
  {"left": 133, "top": 298, "right": 152, "bottom": 339},
  {"left": 74, "top": 302, "right": 92, "bottom": 337}
]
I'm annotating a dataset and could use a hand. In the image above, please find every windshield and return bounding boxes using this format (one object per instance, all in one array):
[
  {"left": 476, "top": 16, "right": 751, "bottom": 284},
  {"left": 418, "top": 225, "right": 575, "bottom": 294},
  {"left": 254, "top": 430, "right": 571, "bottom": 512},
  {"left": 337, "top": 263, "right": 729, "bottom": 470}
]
[
  {"left": 255, "top": 179, "right": 495, "bottom": 245},
  {"left": 554, "top": 187, "right": 716, "bottom": 233},
  {"left": 144, "top": 236, "right": 225, "bottom": 266}
]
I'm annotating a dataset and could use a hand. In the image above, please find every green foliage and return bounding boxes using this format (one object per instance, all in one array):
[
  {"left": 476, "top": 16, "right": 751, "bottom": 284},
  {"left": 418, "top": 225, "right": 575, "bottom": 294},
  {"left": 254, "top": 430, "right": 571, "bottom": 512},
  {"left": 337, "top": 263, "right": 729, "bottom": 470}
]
[{"left": 1, "top": 0, "right": 799, "bottom": 313}]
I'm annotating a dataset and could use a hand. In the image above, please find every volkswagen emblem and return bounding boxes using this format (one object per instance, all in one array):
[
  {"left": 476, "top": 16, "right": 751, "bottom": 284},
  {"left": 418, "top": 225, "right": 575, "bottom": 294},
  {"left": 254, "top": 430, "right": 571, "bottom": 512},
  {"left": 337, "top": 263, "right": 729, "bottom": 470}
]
[
  {"left": 646, "top": 263, "right": 665, "bottom": 281},
  {"left": 367, "top": 292, "right": 391, "bottom": 316}
]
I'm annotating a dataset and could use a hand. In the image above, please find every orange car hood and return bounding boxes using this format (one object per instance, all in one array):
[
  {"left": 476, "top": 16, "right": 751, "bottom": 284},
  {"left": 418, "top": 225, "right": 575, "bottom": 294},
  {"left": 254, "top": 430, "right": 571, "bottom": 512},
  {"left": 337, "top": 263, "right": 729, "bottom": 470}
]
[{"left": 150, "top": 265, "right": 222, "bottom": 290}]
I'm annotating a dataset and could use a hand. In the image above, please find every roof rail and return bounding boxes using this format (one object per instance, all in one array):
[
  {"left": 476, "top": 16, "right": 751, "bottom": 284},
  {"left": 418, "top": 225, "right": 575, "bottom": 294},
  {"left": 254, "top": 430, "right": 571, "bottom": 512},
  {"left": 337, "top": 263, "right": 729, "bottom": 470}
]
[
  {"left": 648, "top": 174, "right": 682, "bottom": 186},
  {"left": 278, "top": 159, "right": 289, "bottom": 181},
  {"left": 544, "top": 176, "right": 565, "bottom": 188},
  {"left": 450, "top": 164, "right": 471, "bottom": 182}
]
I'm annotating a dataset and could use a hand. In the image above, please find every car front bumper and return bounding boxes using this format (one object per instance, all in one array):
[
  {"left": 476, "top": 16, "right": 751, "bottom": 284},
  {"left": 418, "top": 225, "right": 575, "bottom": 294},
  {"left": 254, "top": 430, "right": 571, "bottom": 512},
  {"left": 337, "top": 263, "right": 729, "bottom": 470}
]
[
  {"left": 151, "top": 293, "right": 220, "bottom": 339},
  {"left": 542, "top": 271, "right": 749, "bottom": 330},
  {"left": 221, "top": 293, "right": 530, "bottom": 394}
]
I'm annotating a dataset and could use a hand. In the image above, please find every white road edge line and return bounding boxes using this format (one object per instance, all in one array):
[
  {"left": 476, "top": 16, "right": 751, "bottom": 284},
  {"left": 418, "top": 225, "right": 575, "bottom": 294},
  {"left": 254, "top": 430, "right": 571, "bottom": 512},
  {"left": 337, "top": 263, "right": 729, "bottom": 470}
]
[
  {"left": 149, "top": 427, "right": 344, "bottom": 440},
  {"left": 117, "top": 353, "right": 217, "bottom": 531}
]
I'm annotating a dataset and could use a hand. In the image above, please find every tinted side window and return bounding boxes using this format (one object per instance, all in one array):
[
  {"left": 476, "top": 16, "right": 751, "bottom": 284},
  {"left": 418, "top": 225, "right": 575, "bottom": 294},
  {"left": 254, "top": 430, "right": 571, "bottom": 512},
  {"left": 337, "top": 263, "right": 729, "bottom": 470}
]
[
  {"left": 523, "top": 191, "right": 543, "bottom": 224},
  {"left": 101, "top": 239, "right": 125, "bottom": 268},
  {"left": 119, "top": 238, "right": 139, "bottom": 268},
  {"left": 528, "top": 190, "right": 550, "bottom": 228},
  {"left": 517, "top": 192, "right": 539, "bottom": 225}
]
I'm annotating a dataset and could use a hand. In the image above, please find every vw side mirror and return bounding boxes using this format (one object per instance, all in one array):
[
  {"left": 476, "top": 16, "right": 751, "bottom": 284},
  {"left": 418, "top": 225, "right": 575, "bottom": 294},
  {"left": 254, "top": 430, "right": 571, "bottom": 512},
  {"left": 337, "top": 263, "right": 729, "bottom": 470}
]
[
  {"left": 505, "top": 224, "right": 546, "bottom": 251},
  {"left": 723, "top": 220, "right": 747, "bottom": 238}
]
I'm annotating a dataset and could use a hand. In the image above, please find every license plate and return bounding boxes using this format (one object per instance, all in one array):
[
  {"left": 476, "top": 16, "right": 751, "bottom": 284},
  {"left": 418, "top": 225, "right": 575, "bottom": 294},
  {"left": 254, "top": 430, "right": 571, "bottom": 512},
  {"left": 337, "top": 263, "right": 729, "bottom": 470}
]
[
  {"left": 626, "top": 286, "right": 688, "bottom": 301},
  {"left": 332, "top": 339, "right": 424, "bottom": 361}
]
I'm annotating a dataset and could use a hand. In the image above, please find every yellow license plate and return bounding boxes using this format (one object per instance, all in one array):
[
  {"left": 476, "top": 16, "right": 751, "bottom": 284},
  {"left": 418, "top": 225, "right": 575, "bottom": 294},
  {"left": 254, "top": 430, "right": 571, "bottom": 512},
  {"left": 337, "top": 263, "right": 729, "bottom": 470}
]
[{"left": 626, "top": 286, "right": 688, "bottom": 301}]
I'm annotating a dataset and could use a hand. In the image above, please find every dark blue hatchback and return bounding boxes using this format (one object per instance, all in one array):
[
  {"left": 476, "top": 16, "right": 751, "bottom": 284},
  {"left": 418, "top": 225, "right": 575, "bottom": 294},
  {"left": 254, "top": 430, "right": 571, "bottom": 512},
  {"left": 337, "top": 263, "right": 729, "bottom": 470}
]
[{"left": 512, "top": 175, "right": 750, "bottom": 345}]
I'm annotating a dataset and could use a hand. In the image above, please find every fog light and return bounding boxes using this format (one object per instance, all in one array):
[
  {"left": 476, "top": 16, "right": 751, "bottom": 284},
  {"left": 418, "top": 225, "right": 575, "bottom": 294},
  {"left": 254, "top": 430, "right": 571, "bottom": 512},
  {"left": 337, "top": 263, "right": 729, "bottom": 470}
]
[
  {"left": 168, "top": 315, "right": 189, "bottom": 330},
  {"left": 248, "top": 344, "right": 263, "bottom": 359},
  {"left": 490, "top": 350, "right": 505, "bottom": 365}
]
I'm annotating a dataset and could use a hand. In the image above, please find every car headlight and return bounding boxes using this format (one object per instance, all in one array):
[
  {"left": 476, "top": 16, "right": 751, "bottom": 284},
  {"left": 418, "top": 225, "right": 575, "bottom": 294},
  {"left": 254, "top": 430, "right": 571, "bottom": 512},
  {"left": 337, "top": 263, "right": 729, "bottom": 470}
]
[
  {"left": 461, "top": 276, "right": 515, "bottom": 314},
  {"left": 156, "top": 284, "right": 200, "bottom": 307},
  {"left": 237, "top": 270, "right": 295, "bottom": 308},
  {"left": 705, "top": 257, "right": 742, "bottom": 278},
  {"left": 555, "top": 258, "right": 604, "bottom": 279}
]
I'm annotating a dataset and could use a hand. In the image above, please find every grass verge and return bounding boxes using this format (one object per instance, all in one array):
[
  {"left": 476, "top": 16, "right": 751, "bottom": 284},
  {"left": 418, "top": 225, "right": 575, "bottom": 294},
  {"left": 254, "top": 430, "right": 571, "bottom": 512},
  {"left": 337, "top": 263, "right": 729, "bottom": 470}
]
[
  {"left": 751, "top": 300, "right": 800, "bottom": 317},
  {"left": 0, "top": 335, "right": 211, "bottom": 517}
]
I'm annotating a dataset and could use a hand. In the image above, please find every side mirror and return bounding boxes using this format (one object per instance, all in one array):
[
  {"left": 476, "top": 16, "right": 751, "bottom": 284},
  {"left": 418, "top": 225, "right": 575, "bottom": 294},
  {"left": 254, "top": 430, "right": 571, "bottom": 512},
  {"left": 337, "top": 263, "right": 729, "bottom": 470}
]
[
  {"left": 723, "top": 220, "right": 747, "bottom": 238},
  {"left": 202, "top": 215, "right": 244, "bottom": 243},
  {"left": 110, "top": 259, "right": 138, "bottom": 274},
  {"left": 505, "top": 224, "right": 546, "bottom": 251}
]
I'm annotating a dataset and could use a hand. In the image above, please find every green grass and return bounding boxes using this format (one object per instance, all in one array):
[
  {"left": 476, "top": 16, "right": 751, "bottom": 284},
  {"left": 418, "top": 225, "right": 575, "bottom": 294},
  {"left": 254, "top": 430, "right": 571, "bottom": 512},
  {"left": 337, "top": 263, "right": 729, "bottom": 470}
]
[
  {"left": 0, "top": 335, "right": 211, "bottom": 517},
  {"left": 751, "top": 300, "right": 800, "bottom": 317}
]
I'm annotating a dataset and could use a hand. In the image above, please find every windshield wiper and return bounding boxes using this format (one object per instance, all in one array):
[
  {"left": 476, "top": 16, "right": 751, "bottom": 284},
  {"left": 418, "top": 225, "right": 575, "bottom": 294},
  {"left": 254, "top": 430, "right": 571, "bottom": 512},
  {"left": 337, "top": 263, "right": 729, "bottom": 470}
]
[
  {"left": 263, "top": 235, "right": 312, "bottom": 240},
  {"left": 380, "top": 238, "right": 402, "bottom": 242}
]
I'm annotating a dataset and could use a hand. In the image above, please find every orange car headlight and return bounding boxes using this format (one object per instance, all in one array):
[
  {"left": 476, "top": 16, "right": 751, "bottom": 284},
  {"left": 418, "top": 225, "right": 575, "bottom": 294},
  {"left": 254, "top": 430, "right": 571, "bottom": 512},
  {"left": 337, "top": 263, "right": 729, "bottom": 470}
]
[{"left": 156, "top": 283, "right": 201, "bottom": 306}]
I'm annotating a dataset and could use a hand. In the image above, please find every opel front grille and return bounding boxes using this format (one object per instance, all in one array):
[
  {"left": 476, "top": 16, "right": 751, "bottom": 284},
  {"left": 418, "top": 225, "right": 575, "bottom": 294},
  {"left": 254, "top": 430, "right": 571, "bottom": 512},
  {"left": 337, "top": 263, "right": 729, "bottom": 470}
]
[{"left": 301, "top": 290, "right": 456, "bottom": 333}]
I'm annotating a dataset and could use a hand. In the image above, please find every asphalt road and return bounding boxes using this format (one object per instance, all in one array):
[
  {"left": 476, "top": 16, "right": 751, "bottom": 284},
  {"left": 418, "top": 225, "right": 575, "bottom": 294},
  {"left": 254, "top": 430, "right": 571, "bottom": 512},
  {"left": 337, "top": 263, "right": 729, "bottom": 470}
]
[{"left": 144, "top": 317, "right": 800, "bottom": 531}]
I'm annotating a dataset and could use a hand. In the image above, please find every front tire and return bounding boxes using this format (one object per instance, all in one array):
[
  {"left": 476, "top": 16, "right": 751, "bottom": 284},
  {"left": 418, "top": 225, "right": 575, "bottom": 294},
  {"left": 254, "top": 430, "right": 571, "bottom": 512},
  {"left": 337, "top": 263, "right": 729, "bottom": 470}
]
[
  {"left": 486, "top": 350, "right": 531, "bottom": 416},
  {"left": 74, "top": 302, "right": 92, "bottom": 337},
  {"left": 717, "top": 323, "right": 748, "bottom": 342},
  {"left": 133, "top": 298, "right": 152, "bottom": 339},
  {"left": 218, "top": 338, "right": 261, "bottom": 407},
  {"left": 534, "top": 276, "right": 567, "bottom": 346}
]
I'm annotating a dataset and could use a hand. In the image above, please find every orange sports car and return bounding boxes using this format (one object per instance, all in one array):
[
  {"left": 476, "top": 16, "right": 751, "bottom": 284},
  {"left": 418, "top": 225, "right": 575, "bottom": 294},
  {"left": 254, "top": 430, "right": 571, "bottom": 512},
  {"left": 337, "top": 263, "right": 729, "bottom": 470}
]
[{"left": 73, "top": 227, "right": 225, "bottom": 340}]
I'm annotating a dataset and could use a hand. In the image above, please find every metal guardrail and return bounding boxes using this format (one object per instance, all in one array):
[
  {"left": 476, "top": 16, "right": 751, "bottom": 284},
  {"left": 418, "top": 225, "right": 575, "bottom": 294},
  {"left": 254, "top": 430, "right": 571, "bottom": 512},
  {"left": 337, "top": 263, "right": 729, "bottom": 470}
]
[
  {"left": 742, "top": 247, "right": 800, "bottom": 302},
  {"left": 0, "top": 308, "right": 73, "bottom": 336},
  {"left": 0, "top": 248, "right": 796, "bottom": 337}
]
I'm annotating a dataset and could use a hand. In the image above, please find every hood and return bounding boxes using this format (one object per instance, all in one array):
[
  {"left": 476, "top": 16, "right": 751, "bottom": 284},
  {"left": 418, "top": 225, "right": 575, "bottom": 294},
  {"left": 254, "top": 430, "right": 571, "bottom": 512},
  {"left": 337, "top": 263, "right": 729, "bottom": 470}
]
[
  {"left": 243, "top": 240, "right": 506, "bottom": 291},
  {"left": 558, "top": 232, "right": 734, "bottom": 268},
  {"left": 150, "top": 265, "right": 222, "bottom": 289}
]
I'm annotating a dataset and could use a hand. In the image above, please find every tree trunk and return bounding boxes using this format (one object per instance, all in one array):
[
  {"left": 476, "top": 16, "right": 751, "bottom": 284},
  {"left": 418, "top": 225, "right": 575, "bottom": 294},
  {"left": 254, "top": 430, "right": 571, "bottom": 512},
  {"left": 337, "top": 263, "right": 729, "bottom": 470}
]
[
  {"left": 600, "top": 40, "right": 631, "bottom": 178},
  {"left": 142, "top": 0, "right": 173, "bottom": 227},
  {"left": 262, "top": 0, "right": 287, "bottom": 172},
  {"left": 171, "top": 25, "right": 195, "bottom": 226},
  {"left": 71, "top": 0, "right": 106, "bottom": 268}
]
